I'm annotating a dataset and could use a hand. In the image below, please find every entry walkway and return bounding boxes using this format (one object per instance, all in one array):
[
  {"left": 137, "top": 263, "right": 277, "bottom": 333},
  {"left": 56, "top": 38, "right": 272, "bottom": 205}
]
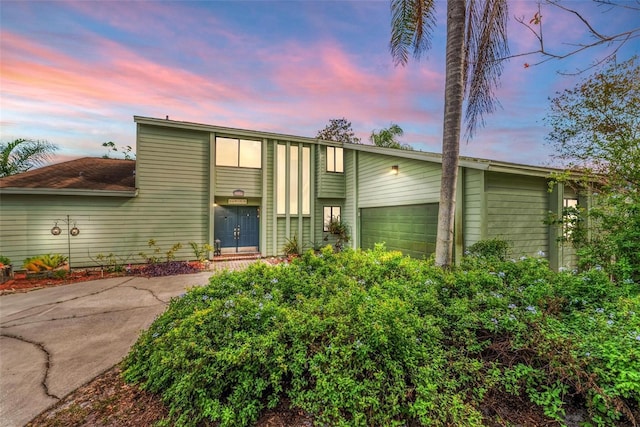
[{"left": 0, "top": 260, "right": 258, "bottom": 427}]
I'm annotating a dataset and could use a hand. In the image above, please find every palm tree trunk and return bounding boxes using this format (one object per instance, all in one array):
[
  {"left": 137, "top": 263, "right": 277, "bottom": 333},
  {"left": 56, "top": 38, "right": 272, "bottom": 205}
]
[{"left": 435, "top": 0, "right": 466, "bottom": 267}]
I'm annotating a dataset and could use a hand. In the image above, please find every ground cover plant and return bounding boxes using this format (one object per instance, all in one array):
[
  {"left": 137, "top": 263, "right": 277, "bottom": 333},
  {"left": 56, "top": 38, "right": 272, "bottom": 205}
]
[{"left": 124, "top": 245, "right": 639, "bottom": 427}]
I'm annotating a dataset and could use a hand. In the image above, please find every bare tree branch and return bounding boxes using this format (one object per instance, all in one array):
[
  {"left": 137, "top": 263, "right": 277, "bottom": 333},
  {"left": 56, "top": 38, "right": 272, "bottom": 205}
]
[{"left": 504, "top": 0, "right": 640, "bottom": 74}]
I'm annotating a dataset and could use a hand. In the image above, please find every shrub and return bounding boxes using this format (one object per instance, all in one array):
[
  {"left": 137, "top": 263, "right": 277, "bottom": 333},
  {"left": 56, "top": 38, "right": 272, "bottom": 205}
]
[
  {"left": 282, "top": 234, "right": 302, "bottom": 256},
  {"left": 0, "top": 255, "right": 11, "bottom": 266},
  {"left": 124, "top": 246, "right": 639, "bottom": 427},
  {"left": 23, "top": 254, "right": 67, "bottom": 272},
  {"left": 189, "top": 242, "right": 213, "bottom": 262},
  {"left": 139, "top": 239, "right": 183, "bottom": 264},
  {"left": 466, "top": 238, "right": 510, "bottom": 261}
]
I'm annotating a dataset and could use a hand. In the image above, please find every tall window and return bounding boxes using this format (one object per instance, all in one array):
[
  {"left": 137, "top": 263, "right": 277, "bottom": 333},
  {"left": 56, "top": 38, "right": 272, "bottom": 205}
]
[
  {"left": 323, "top": 206, "right": 341, "bottom": 231},
  {"left": 326, "top": 146, "right": 343, "bottom": 173},
  {"left": 216, "top": 137, "right": 261, "bottom": 168},
  {"left": 277, "top": 144, "right": 311, "bottom": 215}
]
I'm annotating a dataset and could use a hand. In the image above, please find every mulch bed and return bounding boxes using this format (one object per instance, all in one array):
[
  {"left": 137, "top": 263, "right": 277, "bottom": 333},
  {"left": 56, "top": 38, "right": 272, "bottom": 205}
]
[{"left": 0, "top": 270, "right": 129, "bottom": 294}]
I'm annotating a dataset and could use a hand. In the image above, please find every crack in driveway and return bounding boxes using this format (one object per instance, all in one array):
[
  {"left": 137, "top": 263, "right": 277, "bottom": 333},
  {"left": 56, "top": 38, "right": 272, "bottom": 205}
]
[
  {"left": 0, "top": 305, "right": 162, "bottom": 329},
  {"left": 120, "top": 284, "right": 167, "bottom": 305},
  {"left": 1, "top": 277, "right": 138, "bottom": 324},
  {"left": 1, "top": 333, "right": 60, "bottom": 400}
]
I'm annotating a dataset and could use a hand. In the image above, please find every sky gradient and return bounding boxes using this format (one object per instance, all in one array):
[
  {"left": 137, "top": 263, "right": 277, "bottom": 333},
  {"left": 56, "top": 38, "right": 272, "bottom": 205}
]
[{"left": 1, "top": 0, "right": 638, "bottom": 166}]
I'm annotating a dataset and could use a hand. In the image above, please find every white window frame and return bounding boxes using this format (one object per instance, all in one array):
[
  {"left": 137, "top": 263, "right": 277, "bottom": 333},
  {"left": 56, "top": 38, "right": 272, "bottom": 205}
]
[
  {"left": 323, "top": 206, "right": 341, "bottom": 231},
  {"left": 326, "top": 146, "right": 344, "bottom": 173},
  {"left": 215, "top": 137, "right": 262, "bottom": 168}
]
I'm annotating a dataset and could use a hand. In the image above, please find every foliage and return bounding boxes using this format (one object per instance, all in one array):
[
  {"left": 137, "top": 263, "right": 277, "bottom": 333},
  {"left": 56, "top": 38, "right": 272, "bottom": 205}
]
[
  {"left": 101, "top": 141, "right": 135, "bottom": 160},
  {"left": 0, "top": 255, "right": 11, "bottom": 266},
  {"left": 139, "top": 239, "right": 183, "bottom": 264},
  {"left": 0, "top": 138, "right": 59, "bottom": 177},
  {"left": 546, "top": 56, "right": 639, "bottom": 185},
  {"left": 282, "top": 234, "right": 302, "bottom": 256},
  {"left": 547, "top": 57, "right": 640, "bottom": 281},
  {"left": 23, "top": 254, "right": 68, "bottom": 272},
  {"left": 138, "top": 261, "right": 201, "bottom": 277},
  {"left": 316, "top": 118, "right": 361, "bottom": 144},
  {"left": 90, "top": 252, "right": 133, "bottom": 273},
  {"left": 370, "top": 123, "right": 412, "bottom": 150},
  {"left": 124, "top": 246, "right": 640, "bottom": 427},
  {"left": 326, "top": 217, "right": 350, "bottom": 252},
  {"left": 189, "top": 242, "right": 213, "bottom": 262},
  {"left": 466, "top": 238, "right": 510, "bottom": 261}
]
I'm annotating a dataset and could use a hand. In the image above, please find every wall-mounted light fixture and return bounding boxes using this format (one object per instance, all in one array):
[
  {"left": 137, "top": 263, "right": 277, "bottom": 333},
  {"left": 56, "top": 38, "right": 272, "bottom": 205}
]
[
  {"left": 50, "top": 215, "right": 80, "bottom": 269},
  {"left": 391, "top": 165, "right": 399, "bottom": 175},
  {"left": 233, "top": 189, "right": 245, "bottom": 196}
]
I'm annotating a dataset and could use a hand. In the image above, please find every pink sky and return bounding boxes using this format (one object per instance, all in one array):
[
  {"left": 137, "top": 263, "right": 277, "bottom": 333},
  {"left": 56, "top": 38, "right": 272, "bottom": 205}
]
[{"left": 1, "top": 1, "right": 638, "bottom": 166}]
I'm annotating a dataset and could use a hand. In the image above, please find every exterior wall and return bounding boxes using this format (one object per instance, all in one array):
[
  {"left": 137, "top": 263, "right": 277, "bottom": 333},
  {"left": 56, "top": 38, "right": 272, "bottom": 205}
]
[
  {"left": 135, "top": 124, "right": 211, "bottom": 254},
  {"left": 0, "top": 195, "right": 142, "bottom": 268},
  {"left": 357, "top": 151, "right": 441, "bottom": 208},
  {"left": 316, "top": 144, "right": 346, "bottom": 198},
  {"left": 1, "top": 117, "right": 585, "bottom": 270},
  {"left": 215, "top": 167, "right": 261, "bottom": 196},
  {"left": 485, "top": 171, "right": 549, "bottom": 257},
  {"left": 463, "top": 168, "right": 486, "bottom": 247}
]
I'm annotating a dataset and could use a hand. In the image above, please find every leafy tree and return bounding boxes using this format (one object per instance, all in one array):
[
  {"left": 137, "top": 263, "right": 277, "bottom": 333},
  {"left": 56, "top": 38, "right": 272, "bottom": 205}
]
[
  {"left": 0, "top": 138, "right": 58, "bottom": 177},
  {"left": 369, "top": 123, "right": 413, "bottom": 150},
  {"left": 546, "top": 56, "right": 640, "bottom": 280},
  {"left": 316, "top": 118, "right": 361, "bottom": 144},
  {"left": 390, "top": 0, "right": 509, "bottom": 267},
  {"left": 102, "top": 141, "right": 135, "bottom": 160}
]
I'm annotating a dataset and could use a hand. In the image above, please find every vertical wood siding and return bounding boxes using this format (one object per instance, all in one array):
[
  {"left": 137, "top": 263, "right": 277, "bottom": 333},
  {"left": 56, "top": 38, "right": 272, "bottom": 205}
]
[
  {"left": 485, "top": 172, "right": 549, "bottom": 257},
  {"left": 357, "top": 152, "right": 441, "bottom": 208}
]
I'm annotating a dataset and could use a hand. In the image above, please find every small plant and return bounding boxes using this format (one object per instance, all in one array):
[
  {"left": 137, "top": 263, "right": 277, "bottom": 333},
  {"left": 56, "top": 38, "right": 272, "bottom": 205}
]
[
  {"left": 23, "top": 254, "right": 67, "bottom": 272},
  {"left": 0, "top": 255, "right": 11, "bottom": 267},
  {"left": 189, "top": 242, "right": 213, "bottom": 262},
  {"left": 466, "top": 238, "right": 510, "bottom": 260},
  {"left": 282, "top": 234, "right": 302, "bottom": 256},
  {"left": 326, "top": 218, "right": 350, "bottom": 252},
  {"left": 90, "top": 252, "right": 133, "bottom": 273},
  {"left": 139, "top": 239, "right": 182, "bottom": 264}
]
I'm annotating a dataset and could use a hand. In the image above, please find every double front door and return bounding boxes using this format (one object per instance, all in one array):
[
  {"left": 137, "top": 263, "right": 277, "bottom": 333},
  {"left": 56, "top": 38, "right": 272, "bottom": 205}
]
[{"left": 214, "top": 206, "right": 259, "bottom": 252}]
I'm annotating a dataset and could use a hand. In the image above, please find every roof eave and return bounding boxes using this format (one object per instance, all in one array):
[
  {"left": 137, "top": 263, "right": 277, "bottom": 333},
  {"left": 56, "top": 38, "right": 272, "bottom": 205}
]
[{"left": 0, "top": 188, "right": 139, "bottom": 197}]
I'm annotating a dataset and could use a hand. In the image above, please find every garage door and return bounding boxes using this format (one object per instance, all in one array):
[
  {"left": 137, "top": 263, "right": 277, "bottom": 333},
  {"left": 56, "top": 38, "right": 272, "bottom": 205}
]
[{"left": 360, "top": 203, "right": 438, "bottom": 259}]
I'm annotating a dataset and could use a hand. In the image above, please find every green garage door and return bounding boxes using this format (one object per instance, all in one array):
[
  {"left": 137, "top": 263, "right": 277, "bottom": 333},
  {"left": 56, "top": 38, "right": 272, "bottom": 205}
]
[{"left": 360, "top": 203, "right": 438, "bottom": 259}]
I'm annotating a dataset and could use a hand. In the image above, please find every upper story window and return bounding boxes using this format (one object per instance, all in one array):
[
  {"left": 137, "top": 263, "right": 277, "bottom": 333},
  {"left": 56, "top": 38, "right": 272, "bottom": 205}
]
[
  {"left": 277, "top": 144, "right": 310, "bottom": 215},
  {"left": 326, "top": 146, "right": 344, "bottom": 173},
  {"left": 216, "top": 137, "right": 261, "bottom": 168}
]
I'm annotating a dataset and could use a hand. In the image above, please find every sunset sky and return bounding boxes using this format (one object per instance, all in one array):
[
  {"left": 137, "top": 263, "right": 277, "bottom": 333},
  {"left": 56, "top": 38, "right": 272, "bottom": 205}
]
[{"left": 1, "top": 0, "right": 638, "bottom": 166}]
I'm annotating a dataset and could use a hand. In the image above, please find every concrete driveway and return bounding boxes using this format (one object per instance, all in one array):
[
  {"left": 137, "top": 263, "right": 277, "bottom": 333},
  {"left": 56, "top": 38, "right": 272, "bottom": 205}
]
[{"left": 0, "top": 269, "right": 239, "bottom": 427}]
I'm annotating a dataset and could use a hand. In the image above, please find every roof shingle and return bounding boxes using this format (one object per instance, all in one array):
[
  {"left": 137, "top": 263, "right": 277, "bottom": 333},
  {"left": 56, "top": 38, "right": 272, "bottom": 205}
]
[{"left": 0, "top": 157, "right": 136, "bottom": 191}]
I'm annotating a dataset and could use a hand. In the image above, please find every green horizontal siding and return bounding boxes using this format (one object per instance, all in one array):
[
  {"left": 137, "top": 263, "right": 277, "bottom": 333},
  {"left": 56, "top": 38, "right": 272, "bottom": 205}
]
[
  {"left": 463, "top": 168, "right": 484, "bottom": 247},
  {"left": 485, "top": 172, "right": 549, "bottom": 257},
  {"left": 358, "top": 152, "right": 440, "bottom": 208},
  {"left": 316, "top": 145, "right": 345, "bottom": 198},
  {"left": 215, "top": 167, "right": 261, "bottom": 197}
]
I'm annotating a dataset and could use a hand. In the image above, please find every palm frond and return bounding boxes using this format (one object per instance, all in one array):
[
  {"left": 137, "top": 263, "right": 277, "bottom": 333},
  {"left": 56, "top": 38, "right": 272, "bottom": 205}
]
[
  {"left": 390, "top": 0, "right": 437, "bottom": 67},
  {"left": 464, "top": 0, "right": 510, "bottom": 139}
]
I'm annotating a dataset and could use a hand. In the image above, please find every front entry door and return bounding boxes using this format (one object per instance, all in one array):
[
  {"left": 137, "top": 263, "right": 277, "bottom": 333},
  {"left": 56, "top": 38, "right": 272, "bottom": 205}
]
[{"left": 214, "top": 206, "right": 259, "bottom": 252}]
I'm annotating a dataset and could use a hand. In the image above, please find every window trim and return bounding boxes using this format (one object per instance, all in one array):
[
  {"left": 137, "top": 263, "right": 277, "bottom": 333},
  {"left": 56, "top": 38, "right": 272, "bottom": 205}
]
[
  {"left": 326, "top": 146, "right": 344, "bottom": 173},
  {"left": 215, "top": 137, "right": 262, "bottom": 169},
  {"left": 323, "top": 206, "right": 341, "bottom": 232}
]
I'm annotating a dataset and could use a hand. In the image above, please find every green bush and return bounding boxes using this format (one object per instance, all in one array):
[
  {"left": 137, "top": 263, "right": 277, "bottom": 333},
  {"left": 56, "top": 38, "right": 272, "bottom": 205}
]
[{"left": 123, "top": 245, "right": 639, "bottom": 427}]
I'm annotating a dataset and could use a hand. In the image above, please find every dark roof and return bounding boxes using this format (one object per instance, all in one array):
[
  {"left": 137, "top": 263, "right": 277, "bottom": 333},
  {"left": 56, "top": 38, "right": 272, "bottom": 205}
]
[{"left": 0, "top": 157, "right": 136, "bottom": 191}]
